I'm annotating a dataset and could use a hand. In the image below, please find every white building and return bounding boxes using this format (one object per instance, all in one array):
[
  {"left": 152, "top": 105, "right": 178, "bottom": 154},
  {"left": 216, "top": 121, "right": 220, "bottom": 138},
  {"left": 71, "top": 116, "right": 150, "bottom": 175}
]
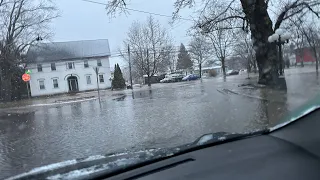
[
  {"left": 194, "top": 66, "right": 227, "bottom": 76},
  {"left": 26, "top": 39, "right": 111, "bottom": 97}
]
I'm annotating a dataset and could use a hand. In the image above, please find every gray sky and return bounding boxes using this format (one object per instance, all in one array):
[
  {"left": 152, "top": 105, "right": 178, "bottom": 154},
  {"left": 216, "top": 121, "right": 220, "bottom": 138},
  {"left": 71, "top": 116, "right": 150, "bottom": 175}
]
[{"left": 52, "top": 0, "right": 194, "bottom": 69}]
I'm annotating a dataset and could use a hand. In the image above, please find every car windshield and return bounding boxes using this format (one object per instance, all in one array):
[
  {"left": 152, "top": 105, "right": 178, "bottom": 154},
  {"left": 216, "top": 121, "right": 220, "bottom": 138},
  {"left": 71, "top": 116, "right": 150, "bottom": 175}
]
[{"left": 0, "top": 0, "right": 319, "bottom": 179}]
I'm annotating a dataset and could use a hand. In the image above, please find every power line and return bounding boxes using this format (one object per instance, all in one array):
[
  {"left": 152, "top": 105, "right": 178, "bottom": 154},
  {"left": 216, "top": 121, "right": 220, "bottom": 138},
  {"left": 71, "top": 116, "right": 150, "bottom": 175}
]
[{"left": 81, "top": 0, "right": 194, "bottom": 21}]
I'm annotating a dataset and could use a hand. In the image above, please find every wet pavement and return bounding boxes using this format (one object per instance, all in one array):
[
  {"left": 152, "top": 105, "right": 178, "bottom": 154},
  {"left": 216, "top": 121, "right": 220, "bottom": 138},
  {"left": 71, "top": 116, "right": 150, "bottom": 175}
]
[{"left": 0, "top": 67, "right": 320, "bottom": 179}]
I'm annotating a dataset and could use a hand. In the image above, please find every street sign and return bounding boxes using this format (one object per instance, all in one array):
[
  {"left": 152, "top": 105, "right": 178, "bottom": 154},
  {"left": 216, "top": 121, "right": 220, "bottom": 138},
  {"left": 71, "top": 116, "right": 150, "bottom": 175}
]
[{"left": 22, "top": 73, "right": 31, "bottom": 82}]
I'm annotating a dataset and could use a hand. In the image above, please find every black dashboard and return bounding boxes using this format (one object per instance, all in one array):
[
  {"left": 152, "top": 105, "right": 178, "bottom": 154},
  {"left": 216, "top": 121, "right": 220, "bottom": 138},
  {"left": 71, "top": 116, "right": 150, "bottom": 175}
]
[{"left": 108, "top": 109, "right": 320, "bottom": 180}]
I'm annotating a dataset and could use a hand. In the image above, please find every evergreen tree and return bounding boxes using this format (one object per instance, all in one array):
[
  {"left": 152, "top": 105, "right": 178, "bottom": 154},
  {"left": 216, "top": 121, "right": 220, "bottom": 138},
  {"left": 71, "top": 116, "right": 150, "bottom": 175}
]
[
  {"left": 176, "top": 43, "right": 193, "bottom": 70},
  {"left": 112, "top": 63, "right": 126, "bottom": 89}
]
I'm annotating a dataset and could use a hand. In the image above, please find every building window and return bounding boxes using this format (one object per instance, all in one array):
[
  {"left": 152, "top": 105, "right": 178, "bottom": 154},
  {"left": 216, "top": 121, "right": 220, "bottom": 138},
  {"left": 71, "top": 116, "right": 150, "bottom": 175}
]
[
  {"left": 51, "top": 63, "right": 56, "bottom": 71},
  {"left": 99, "top": 74, "right": 104, "bottom": 83},
  {"left": 84, "top": 60, "right": 89, "bottom": 68},
  {"left": 67, "top": 62, "right": 74, "bottom": 69},
  {"left": 86, "top": 75, "right": 91, "bottom": 84},
  {"left": 97, "top": 59, "right": 102, "bottom": 66},
  {"left": 37, "top": 64, "right": 42, "bottom": 72},
  {"left": 53, "top": 79, "right": 59, "bottom": 88},
  {"left": 39, "top": 80, "right": 45, "bottom": 90}
]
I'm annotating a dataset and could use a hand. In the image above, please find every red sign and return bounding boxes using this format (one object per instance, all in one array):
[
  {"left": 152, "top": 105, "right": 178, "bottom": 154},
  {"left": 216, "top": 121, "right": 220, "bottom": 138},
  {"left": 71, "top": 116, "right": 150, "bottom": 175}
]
[{"left": 22, "top": 73, "right": 31, "bottom": 82}]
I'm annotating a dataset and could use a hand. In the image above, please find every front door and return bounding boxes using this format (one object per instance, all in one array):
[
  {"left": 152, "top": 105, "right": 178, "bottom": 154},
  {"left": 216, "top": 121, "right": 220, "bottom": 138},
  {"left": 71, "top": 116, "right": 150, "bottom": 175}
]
[{"left": 67, "top": 76, "right": 79, "bottom": 92}]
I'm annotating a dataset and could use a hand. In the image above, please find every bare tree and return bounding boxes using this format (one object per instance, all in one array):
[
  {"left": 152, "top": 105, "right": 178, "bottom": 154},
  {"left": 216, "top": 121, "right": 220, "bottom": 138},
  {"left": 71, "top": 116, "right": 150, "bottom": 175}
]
[
  {"left": 105, "top": 0, "right": 320, "bottom": 85},
  {"left": 233, "top": 31, "right": 256, "bottom": 73},
  {"left": 122, "top": 16, "right": 173, "bottom": 86},
  {"left": 188, "top": 35, "right": 212, "bottom": 78},
  {"left": 301, "top": 25, "right": 320, "bottom": 71},
  {"left": 174, "top": 0, "right": 320, "bottom": 85},
  {"left": 204, "top": 24, "right": 233, "bottom": 76},
  {"left": 0, "top": 0, "right": 58, "bottom": 101},
  {"left": 291, "top": 26, "right": 307, "bottom": 67},
  {"left": 290, "top": 15, "right": 320, "bottom": 69}
]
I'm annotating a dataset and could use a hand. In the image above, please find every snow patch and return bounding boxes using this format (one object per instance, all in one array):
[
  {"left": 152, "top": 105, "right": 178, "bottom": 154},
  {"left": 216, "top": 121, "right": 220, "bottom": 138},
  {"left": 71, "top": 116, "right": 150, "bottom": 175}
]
[
  {"left": 107, "top": 152, "right": 129, "bottom": 157},
  {"left": 197, "top": 134, "right": 213, "bottom": 145},
  {"left": 82, "top": 155, "right": 106, "bottom": 162},
  {"left": 30, "top": 160, "right": 77, "bottom": 173},
  {"left": 47, "top": 158, "right": 139, "bottom": 180},
  {"left": 218, "top": 136, "right": 226, "bottom": 141},
  {"left": 6, "top": 160, "right": 77, "bottom": 180}
]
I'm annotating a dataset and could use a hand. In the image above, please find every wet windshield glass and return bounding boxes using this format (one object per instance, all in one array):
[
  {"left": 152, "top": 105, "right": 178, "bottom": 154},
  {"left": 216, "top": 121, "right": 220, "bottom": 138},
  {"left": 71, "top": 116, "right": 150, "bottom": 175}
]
[{"left": 0, "top": 0, "right": 320, "bottom": 178}]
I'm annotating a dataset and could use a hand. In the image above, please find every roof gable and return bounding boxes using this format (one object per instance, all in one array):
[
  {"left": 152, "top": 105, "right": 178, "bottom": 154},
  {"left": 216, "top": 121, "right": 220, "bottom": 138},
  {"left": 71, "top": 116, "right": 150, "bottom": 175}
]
[{"left": 26, "top": 39, "right": 111, "bottom": 63}]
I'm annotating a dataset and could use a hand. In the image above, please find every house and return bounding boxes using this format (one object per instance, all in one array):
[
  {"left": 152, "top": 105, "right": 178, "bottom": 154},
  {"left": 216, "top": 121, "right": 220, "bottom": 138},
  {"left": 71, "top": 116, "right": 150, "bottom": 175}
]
[
  {"left": 295, "top": 47, "right": 320, "bottom": 65},
  {"left": 194, "top": 66, "right": 227, "bottom": 76},
  {"left": 25, "top": 39, "right": 111, "bottom": 97}
]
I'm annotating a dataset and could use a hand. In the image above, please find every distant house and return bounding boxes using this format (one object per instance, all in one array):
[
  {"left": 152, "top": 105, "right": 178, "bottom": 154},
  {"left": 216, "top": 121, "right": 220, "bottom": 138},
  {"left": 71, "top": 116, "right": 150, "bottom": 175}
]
[
  {"left": 295, "top": 47, "right": 320, "bottom": 65},
  {"left": 142, "top": 74, "right": 166, "bottom": 84},
  {"left": 194, "top": 66, "right": 227, "bottom": 76},
  {"left": 25, "top": 39, "right": 112, "bottom": 97}
]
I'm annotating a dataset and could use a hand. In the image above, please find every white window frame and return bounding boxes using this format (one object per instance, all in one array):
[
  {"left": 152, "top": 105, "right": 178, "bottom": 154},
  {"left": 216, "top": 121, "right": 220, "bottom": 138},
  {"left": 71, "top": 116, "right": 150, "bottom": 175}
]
[
  {"left": 97, "top": 59, "right": 102, "bottom": 67},
  {"left": 99, "top": 74, "right": 104, "bottom": 83},
  {"left": 67, "top": 62, "right": 75, "bottom": 69},
  {"left": 86, "top": 75, "right": 92, "bottom": 85},
  {"left": 38, "top": 79, "right": 45, "bottom": 90},
  {"left": 51, "top": 63, "right": 56, "bottom": 71},
  {"left": 84, "top": 60, "right": 89, "bottom": 68},
  {"left": 52, "top": 78, "right": 59, "bottom": 89}
]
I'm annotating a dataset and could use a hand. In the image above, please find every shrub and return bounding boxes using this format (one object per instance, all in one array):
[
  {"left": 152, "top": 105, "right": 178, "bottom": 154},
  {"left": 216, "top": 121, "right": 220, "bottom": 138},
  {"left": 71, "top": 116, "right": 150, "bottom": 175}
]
[{"left": 208, "top": 69, "right": 218, "bottom": 77}]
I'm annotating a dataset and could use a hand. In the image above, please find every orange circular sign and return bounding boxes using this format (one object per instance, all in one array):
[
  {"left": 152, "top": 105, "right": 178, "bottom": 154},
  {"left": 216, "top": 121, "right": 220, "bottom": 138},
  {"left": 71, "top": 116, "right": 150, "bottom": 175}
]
[{"left": 22, "top": 73, "right": 31, "bottom": 82}]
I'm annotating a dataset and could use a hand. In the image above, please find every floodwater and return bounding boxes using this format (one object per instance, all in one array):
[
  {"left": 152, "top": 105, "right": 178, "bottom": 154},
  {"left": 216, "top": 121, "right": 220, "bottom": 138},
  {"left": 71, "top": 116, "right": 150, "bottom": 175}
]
[{"left": 0, "top": 68, "right": 318, "bottom": 179}]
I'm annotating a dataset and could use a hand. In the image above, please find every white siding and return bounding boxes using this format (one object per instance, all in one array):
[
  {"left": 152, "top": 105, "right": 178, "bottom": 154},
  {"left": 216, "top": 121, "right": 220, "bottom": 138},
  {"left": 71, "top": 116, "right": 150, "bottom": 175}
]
[{"left": 27, "top": 57, "right": 111, "bottom": 97}]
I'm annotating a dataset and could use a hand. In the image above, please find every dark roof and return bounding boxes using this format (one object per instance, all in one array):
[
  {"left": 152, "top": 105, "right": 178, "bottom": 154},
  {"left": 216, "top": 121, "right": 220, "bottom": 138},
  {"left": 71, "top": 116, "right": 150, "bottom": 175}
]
[{"left": 26, "top": 39, "right": 111, "bottom": 63}]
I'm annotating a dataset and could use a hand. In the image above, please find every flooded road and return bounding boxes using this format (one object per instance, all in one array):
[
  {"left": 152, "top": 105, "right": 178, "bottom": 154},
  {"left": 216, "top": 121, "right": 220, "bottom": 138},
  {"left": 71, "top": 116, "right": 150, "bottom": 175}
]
[{"left": 0, "top": 70, "right": 317, "bottom": 179}]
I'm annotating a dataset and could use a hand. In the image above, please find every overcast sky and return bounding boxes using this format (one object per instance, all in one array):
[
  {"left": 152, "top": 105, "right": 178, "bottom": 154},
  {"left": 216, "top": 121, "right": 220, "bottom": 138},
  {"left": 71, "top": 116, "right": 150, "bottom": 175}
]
[{"left": 52, "top": 0, "right": 194, "bottom": 69}]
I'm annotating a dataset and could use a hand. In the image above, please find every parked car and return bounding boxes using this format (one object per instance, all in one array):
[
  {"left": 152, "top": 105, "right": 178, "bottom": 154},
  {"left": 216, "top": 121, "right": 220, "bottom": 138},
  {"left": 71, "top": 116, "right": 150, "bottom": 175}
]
[
  {"left": 126, "top": 82, "right": 132, "bottom": 89},
  {"left": 239, "top": 69, "right": 247, "bottom": 75},
  {"left": 226, "top": 70, "right": 239, "bottom": 76},
  {"left": 182, "top": 74, "right": 200, "bottom": 81},
  {"left": 160, "top": 77, "right": 172, "bottom": 83},
  {"left": 160, "top": 73, "right": 184, "bottom": 83}
]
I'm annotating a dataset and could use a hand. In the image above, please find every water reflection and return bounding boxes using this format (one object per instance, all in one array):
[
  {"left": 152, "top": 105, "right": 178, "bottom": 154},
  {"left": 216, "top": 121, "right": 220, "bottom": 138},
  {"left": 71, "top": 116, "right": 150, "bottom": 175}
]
[
  {"left": 259, "top": 88, "right": 288, "bottom": 127},
  {"left": 131, "top": 89, "right": 153, "bottom": 99},
  {"left": 0, "top": 112, "right": 36, "bottom": 178}
]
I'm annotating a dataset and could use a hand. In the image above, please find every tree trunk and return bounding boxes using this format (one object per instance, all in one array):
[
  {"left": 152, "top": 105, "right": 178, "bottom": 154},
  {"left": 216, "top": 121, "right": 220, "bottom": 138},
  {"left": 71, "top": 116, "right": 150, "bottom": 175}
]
[
  {"left": 1, "top": 74, "right": 12, "bottom": 102},
  {"left": 147, "top": 74, "right": 151, "bottom": 86},
  {"left": 199, "top": 63, "right": 202, "bottom": 78},
  {"left": 253, "top": 60, "right": 257, "bottom": 73},
  {"left": 146, "top": 49, "right": 151, "bottom": 86},
  {"left": 313, "top": 47, "right": 318, "bottom": 72},
  {"left": 240, "top": 0, "right": 279, "bottom": 85},
  {"left": 0, "top": 60, "right": 14, "bottom": 101},
  {"left": 221, "top": 57, "right": 226, "bottom": 76}
]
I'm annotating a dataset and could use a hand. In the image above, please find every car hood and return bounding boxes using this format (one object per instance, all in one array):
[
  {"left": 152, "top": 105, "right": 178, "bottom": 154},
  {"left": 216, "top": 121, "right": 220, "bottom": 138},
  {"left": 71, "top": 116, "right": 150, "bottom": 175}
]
[
  {"left": 8, "top": 132, "right": 251, "bottom": 180},
  {"left": 7, "top": 148, "right": 179, "bottom": 180}
]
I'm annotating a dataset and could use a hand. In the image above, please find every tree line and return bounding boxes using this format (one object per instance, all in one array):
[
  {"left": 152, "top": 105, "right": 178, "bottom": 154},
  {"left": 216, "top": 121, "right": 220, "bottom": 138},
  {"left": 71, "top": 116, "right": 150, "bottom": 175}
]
[
  {"left": 108, "top": 0, "right": 320, "bottom": 87},
  {"left": 0, "top": 0, "right": 58, "bottom": 101}
]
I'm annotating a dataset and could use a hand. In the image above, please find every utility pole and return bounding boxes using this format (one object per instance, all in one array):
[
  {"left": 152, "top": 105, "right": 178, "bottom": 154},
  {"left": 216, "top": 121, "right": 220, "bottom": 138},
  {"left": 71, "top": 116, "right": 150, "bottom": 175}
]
[
  {"left": 94, "top": 67, "right": 101, "bottom": 105},
  {"left": 128, "top": 44, "right": 133, "bottom": 89},
  {"left": 147, "top": 49, "right": 151, "bottom": 86}
]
